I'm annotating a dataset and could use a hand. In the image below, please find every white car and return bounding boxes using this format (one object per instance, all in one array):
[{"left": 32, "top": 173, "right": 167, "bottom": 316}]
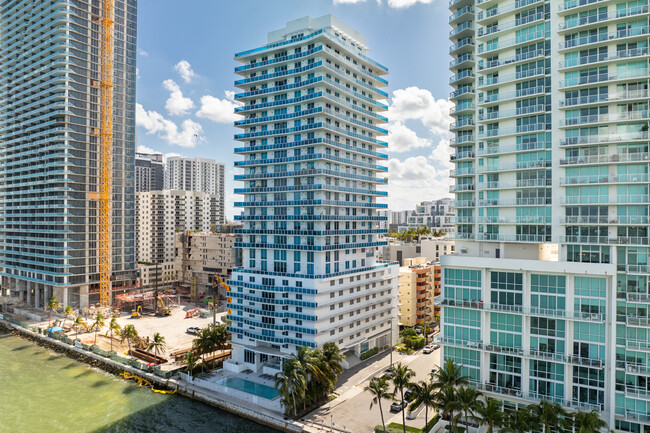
[{"left": 423, "top": 345, "right": 433, "bottom": 354}]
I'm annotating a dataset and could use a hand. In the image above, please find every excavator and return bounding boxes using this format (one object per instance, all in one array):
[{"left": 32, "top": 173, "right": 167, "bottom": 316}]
[
  {"left": 156, "top": 295, "right": 171, "bottom": 317},
  {"left": 210, "top": 275, "right": 230, "bottom": 326},
  {"left": 131, "top": 305, "right": 142, "bottom": 318}
]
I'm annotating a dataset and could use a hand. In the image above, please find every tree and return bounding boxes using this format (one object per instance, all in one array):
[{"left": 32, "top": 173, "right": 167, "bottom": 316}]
[
  {"left": 454, "top": 386, "right": 481, "bottom": 430},
  {"left": 573, "top": 410, "right": 607, "bottom": 433},
  {"left": 274, "top": 358, "right": 305, "bottom": 417},
  {"left": 148, "top": 332, "right": 167, "bottom": 363},
  {"left": 408, "top": 380, "right": 437, "bottom": 430},
  {"left": 430, "top": 359, "right": 469, "bottom": 391},
  {"left": 477, "top": 398, "right": 505, "bottom": 433},
  {"left": 108, "top": 317, "right": 121, "bottom": 353},
  {"left": 61, "top": 306, "right": 74, "bottom": 328},
  {"left": 365, "top": 376, "right": 392, "bottom": 433},
  {"left": 194, "top": 327, "right": 214, "bottom": 365},
  {"left": 501, "top": 407, "right": 540, "bottom": 433},
  {"left": 92, "top": 313, "right": 105, "bottom": 345},
  {"left": 390, "top": 362, "right": 416, "bottom": 433},
  {"left": 533, "top": 400, "right": 571, "bottom": 433},
  {"left": 45, "top": 295, "right": 61, "bottom": 327},
  {"left": 210, "top": 323, "right": 229, "bottom": 360},
  {"left": 419, "top": 323, "right": 431, "bottom": 344},
  {"left": 320, "top": 342, "right": 345, "bottom": 387},
  {"left": 290, "top": 346, "right": 327, "bottom": 410},
  {"left": 433, "top": 385, "right": 461, "bottom": 432},
  {"left": 72, "top": 315, "right": 84, "bottom": 341},
  {"left": 121, "top": 324, "right": 138, "bottom": 355},
  {"left": 185, "top": 350, "right": 202, "bottom": 376}
]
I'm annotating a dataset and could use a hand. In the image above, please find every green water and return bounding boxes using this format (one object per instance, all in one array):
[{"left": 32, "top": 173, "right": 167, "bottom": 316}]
[{"left": 0, "top": 331, "right": 278, "bottom": 433}]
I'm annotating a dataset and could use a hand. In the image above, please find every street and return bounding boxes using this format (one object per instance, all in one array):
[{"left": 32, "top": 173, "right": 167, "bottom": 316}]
[{"left": 305, "top": 348, "right": 442, "bottom": 432}]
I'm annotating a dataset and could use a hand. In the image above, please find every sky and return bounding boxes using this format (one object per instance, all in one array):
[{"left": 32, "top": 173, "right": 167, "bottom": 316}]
[{"left": 135, "top": 0, "right": 453, "bottom": 220}]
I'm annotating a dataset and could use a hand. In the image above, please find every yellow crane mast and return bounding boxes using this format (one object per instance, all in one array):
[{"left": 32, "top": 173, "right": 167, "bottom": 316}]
[{"left": 99, "top": 0, "right": 114, "bottom": 307}]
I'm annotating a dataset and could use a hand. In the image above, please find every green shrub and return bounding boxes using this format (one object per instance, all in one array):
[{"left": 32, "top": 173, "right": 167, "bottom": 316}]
[
  {"left": 423, "top": 414, "right": 441, "bottom": 432},
  {"left": 403, "top": 335, "right": 426, "bottom": 350},
  {"left": 374, "top": 425, "right": 408, "bottom": 433},
  {"left": 388, "top": 423, "right": 422, "bottom": 433},
  {"left": 361, "top": 347, "right": 379, "bottom": 360}
]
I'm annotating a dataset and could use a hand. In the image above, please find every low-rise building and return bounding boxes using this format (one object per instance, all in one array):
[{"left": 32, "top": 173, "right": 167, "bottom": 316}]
[
  {"left": 381, "top": 238, "right": 455, "bottom": 265},
  {"left": 399, "top": 257, "right": 434, "bottom": 327}
]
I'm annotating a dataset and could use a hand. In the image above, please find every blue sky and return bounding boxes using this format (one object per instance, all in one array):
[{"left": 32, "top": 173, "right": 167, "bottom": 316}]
[{"left": 135, "top": 0, "right": 453, "bottom": 219}]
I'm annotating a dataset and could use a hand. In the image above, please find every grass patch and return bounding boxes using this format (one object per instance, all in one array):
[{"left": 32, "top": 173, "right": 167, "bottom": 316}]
[
  {"left": 394, "top": 343, "right": 415, "bottom": 354},
  {"left": 387, "top": 423, "right": 422, "bottom": 433}
]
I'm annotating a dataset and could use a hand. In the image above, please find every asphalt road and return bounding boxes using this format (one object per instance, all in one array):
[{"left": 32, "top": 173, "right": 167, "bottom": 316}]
[{"left": 305, "top": 348, "right": 442, "bottom": 433}]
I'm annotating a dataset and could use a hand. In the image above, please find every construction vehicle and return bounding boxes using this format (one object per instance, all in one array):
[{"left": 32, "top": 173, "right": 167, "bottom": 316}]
[
  {"left": 211, "top": 276, "right": 230, "bottom": 326},
  {"left": 185, "top": 308, "right": 199, "bottom": 319},
  {"left": 156, "top": 296, "right": 171, "bottom": 316},
  {"left": 131, "top": 305, "right": 142, "bottom": 318}
]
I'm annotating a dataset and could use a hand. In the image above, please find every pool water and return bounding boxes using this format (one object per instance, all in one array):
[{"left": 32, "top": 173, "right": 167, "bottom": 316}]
[{"left": 219, "top": 377, "right": 280, "bottom": 400}]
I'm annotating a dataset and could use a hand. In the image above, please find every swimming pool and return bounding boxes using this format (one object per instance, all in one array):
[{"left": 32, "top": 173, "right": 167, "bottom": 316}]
[{"left": 218, "top": 377, "right": 280, "bottom": 400}]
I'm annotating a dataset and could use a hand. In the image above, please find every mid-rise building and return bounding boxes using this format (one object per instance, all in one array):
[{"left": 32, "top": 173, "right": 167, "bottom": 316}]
[
  {"left": 443, "top": 0, "right": 650, "bottom": 428},
  {"left": 227, "top": 15, "right": 398, "bottom": 372},
  {"left": 136, "top": 190, "right": 220, "bottom": 265},
  {"left": 0, "top": 0, "right": 138, "bottom": 308},
  {"left": 175, "top": 232, "right": 242, "bottom": 298},
  {"left": 399, "top": 257, "right": 435, "bottom": 327},
  {"left": 135, "top": 152, "right": 164, "bottom": 192},
  {"left": 405, "top": 199, "right": 456, "bottom": 233},
  {"left": 165, "top": 156, "right": 226, "bottom": 224}
]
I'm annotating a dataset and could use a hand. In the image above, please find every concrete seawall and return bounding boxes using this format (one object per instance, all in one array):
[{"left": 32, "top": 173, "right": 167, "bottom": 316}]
[{"left": 0, "top": 318, "right": 308, "bottom": 433}]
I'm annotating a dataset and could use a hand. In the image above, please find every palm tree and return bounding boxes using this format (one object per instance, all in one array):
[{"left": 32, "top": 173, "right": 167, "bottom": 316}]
[
  {"left": 107, "top": 317, "right": 121, "bottom": 353},
  {"left": 408, "top": 380, "right": 437, "bottom": 430},
  {"left": 320, "top": 342, "right": 345, "bottom": 387},
  {"left": 477, "top": 398, "right": 505, "bottom": 433},
  {"left": 61, "top": 306, "right": 74, "bottom": 328},
  {"left": 430, "top": 359, "right": 469, "bottom": 391},
  {"left": 185, "top": 350, "right": 202, "bottom": 376},
  {"left": 502, "top": 407, "right": 540, "bottom": 433},
  {"left": 72, "top": 315, "right": 84, "bottom": 341},
  {"left": 434, "top": 385, "right": 462, "bottom": 432},
  {"left": 194, "top": 327, "right": 214, "bottom": 365},
  {"left": 533, "top": 400, "right": 571, "bottom": 433},
  {"left": 45, "top": 295, "right": 61, "bottom": 327},
  {"left": 454, "top": 386, "right": 481, "bottom": 430},
  {"left": 390, "top": 362, "right": 416, "bottom": 433},
  {"left": 92, "top": 313, "right": 105, "bottom": 345},
  {"left": 365, "top": 376, "right": 392, "bottom": 433},
  {"left": 419, "top": 323, "right": 431, "bottom": 344},
  {"left": 274, "top": 358, "right": 305, "bottom": 417},
  {"left": 210, "top": 323, "right": 228, "bottom": 359},
  {"left": 148, "top": 332, "right": 166, "bottom": 363},
  {"left": 290, "top": 346, "right": 327, "bottom": 410},
  {"left": 121, "top": 324, "right": 138, "bottom": 355},
  {"left": 573, "top": 410, "right": 607, "bottom": 433}
]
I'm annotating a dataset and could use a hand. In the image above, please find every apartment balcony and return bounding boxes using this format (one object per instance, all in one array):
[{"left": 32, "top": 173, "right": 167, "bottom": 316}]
[
  {"left": 450, "top": 6, "right": 475, "bottom": 24},
  {"left": 450, "top": 232, "right": 476, "bottom": 240},
  {"left": 449, "top": 183, "right": 475, "bottom": 192},
  {"left": 450, "top": 119, "right": 475, "bottom": 132},
  {"left": 560, "top": 235, "right": 650, "bottom": 246},
  {"left": 625, "top": 291, "right": 650, "bottom": 302},
  {"left": 560, "top": 132, "right": 649, "bottom": 146},
  {"left": 626, "top": 339, "right": 650, "bottom": 351},
  {"left": 478, "top": 104, "right": 548, "bottom": 121},
  {"left": 477, "top": 141, "right": 550, "bottom": 156},
  {"left": 449, "top": 70, "right": 475, "bottom": 86},
  {"left": 478, "top": 30, "right": 547, "bottom": 55},
  {"left": 559, "top": 110, "right": 650, "bottom": 127},
  {"left": 450, "top": 22, "right": 475, "bottom": 40},
  {"left": 479, "top": 178, "right": 551, "bottom": 190},
  {"left": 476, "top": 216, "right": 551, "bottom": 224},
  {"left": 477, "top": 12, "right": 546, "bottom": 38},
  {"left": 450, "top": 199, "right": 476, "bottom": 208},
  {"left": 449, "top": 54, "right": 475, "bottom": 70},
  {"left": 478, "top": 85, "right": 548, "bottom": 105},
  {"left": 559, "top": 152, "right": 649, "bottom": 166},
  {"left": 478, "top": 49, "right": 546, "bottom": 73},
  {"left": 619, "top": 264, "right": 650, "bottom": 275},
  {"left": 559, "top": 70, "right": 649, "bottom": 90},
  {"left": 558, "top": 0, "right": 607, "bottom": 12},
  {"left": 475, "top": 233, "right": 551, "bottom": 242},
  {"left": 560, "top": 173, "right": 649, "bottom": 186},
  {"left": 477, "top": 123, "right": 549, "bottom": 139},
  {"left": 558, "top": 47, "right": 649, "bottom": 70},
  {"left": 559, "top": 26, "right": 650, "bottom": 50},
  {"left": 450, "top": 104, "right": 475, "bottom": 116},
  {"left": 627, "top": 315, "right": 650, "bottom": 327},
  {"left": 478, "top": 68, "right": 547, "bottom": 91},
  {"left": 478, "top": 160, "right": 551, "bottom": 173},
  {"left": 449, "top": 0, "right": 473, "bottom": 10},
  {"left": 558, "top": 6, "right": 649, "bottom": 32},
  {"left": 450, "top": 135, "right": 475, "bottom": 146},
  {"left": 560, "top": 89, "right": 649, "bottom": 107},
  {"left": 449, "top": 38, "right": 475, "bottom": 55},
  {"left": 618, "top": 361, "right": 650, "bottom": 376},
  {"left": 450, "top": 87, "right": 475, "bottom": 100},
  {"left": 450, "top": 167, "right": 475, "bottom": 177},
  {"left": 449, "top": 216, "right": 476, "bottom": 224}
]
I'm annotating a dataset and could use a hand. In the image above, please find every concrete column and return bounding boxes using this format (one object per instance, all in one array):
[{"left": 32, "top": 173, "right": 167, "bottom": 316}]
[
  {"left": 28, "top": 282, "right": 34, "bottom": 307},
  {"left": 35, "top": 286, "right": 40, "bottom": 311}
]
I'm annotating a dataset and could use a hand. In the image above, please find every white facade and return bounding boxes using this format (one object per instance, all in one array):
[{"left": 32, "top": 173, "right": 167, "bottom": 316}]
[
  {"left": 136, "top": 190, "right": 220, "bottom": 265},
  {"left": 165, "top": 156, "right": 226, "bottom": 224},
  {"left": 382, "top": 238, "right": 455, "bottom": 265},
  {"left": 227, "top": 15, "right": 399, "bottom": 372}
]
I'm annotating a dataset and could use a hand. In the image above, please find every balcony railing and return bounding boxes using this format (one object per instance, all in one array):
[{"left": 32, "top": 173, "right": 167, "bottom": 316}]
[{"left": 559, "top": 6, "right": 649, "bottom": 31}]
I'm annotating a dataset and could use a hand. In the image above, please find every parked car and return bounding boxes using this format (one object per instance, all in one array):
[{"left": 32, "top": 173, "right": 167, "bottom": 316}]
[
  {"left": 390, "top": 400, "right": 408, "bottom": 412},
  {"left": 423, "top": 345, "right": 433, "bottom": 354},
  {"left": 404, "top": 389, "right": 414, "bottom": 401},
  {"left": 186, "top": 326, "right": 201, "bottom": 335},
  {"left": 432, "top": 344, "right": 441, "bottom": 350}
]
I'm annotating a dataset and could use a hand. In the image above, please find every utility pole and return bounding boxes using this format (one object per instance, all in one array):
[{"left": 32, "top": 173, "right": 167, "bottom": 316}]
[
  {"left": 389, "top": 318, "right": 393, "bottom": 368},
  {"left": 154, "top": 262, "right": 159, "bottom": 313},
  {"left": 212, "top": 276, "right": 217, "bottom": 327}
]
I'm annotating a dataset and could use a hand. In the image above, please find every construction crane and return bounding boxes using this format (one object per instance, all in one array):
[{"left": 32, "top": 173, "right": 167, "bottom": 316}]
[
  {"left": 211, "top": 275, "right": 230, "bottom": 327},
  {"left": 99, "top": 0, "right": 114, "bottom": 308}
]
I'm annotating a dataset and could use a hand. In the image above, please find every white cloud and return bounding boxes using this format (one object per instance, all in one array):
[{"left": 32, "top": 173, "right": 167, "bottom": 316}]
[
  {"left": 388, "top": 87, "right": 453, "bottom": 135},
  {"left": 163, "top": 79, "right": 194, "bottom": 116},
  {"left": 196, "top": 90, "right": 242, "bottom": 124},
  {"left": 136, "top": 67, "right": 140, "bottom": 79},
  {"left": 138, "top": 48, "right": 148, "bottom": 56},
  {"left": 428, "top": 138, "right": 453, "bottom": 171},
  {"left": 386, "top": 156, "right": 451, "bottom": 210},
  {"left": 173, "top": 60, "right": 196, "bottom": 83},
  {"left": 386, "top": 121, "right": 432, "bottom": 153},
  {"left": 387, "top": 0, "right": 432, "bottom": 7},
  {"left": 137, "top": 145, "right": 158, "bottom": 154},
  {"left": 136, "top": 103, "right": 203, "bottom": 148},
  {"left": 163, "top": 152, "right": 182, "bottom": 163}
]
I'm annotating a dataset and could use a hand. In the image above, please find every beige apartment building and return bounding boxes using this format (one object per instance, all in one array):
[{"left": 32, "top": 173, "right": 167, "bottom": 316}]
[{"left": 399, "top": 257, "right": 436, "bottom": 327}]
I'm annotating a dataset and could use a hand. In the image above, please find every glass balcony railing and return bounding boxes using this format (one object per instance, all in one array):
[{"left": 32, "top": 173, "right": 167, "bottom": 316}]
[
  {"left": 560, "top": 26, "right": 649, "bottom": 50},
  {"left": 559, "top": 6, "right": 649, "bottom": 31}
]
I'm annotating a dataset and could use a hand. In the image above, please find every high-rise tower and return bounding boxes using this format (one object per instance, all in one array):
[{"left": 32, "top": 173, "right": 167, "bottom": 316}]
[
  {"left": 444, "top": 0, "right": 650, "bottom": 428},
  {"left": 227, "top": 15, "right": 399, "bottom": 371},
  {"left": 0, "top": 0, "right": 138, "bottom": 308}
]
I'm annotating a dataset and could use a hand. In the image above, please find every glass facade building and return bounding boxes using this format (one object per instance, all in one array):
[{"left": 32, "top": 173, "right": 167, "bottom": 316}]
[
  {"left": 0, "top": 0, "right": 138, "bottom": 307},
  {"left": 227, "top": 15, "right": 399, "bottom": 372},
  {"left": 444, "top": 0, "right": 650, "bottom": 429}
]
